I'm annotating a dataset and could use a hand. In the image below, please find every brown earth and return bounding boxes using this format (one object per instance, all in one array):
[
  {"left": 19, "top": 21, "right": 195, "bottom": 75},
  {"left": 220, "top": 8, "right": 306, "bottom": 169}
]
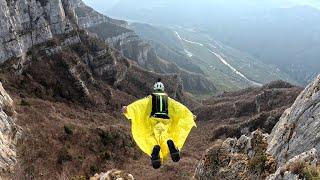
[
  {"left": 0, "top": 24, "right": 302, "bottom": 180},
  {"left": 1, "top": 65, "right": 302, "bottom": 180}
]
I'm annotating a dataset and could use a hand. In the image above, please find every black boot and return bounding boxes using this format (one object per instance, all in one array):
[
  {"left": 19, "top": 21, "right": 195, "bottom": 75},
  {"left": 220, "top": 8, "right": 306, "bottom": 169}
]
[
  {"left": 167, "top": 140, "right": 180, "bottom": 162},
  {"left": 151, "top": 145, "right": 161, "bottom": 169}
]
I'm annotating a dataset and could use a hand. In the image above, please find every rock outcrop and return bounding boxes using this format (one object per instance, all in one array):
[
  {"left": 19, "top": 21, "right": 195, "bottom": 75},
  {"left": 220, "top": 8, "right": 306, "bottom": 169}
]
[
  {"left": 90, "top": 169, "right": 134, "bottom": 180},
  {"left": 194, "top": 75, "right": 320, "bottom": 180},
  {"left": 0, "top": 0, "right": 78, "bottom": 63},
  {"left": 267, "top": 149, "right": 318, "bottom": 180},
  {"left": 267, "top": 74, "right": 320, "bottom": 167},
  {"left": 0, "top": 82, "right": 20, "bottom": 176},
  {"left": 194, "top": 130, "right": 276, "bottom": 179},
  {"left": 0, "top": 0, "right": 200, "bottom": 178}
]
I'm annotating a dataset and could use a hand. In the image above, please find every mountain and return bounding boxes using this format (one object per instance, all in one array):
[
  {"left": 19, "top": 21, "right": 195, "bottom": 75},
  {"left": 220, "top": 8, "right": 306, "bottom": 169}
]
[
  {"left": 0, "top": 0, "right": 313, "bottom": 179},
  {"left": 0, "top": 0, "right": 197, "bottom": 178},
  {"left": 130, "top": 22, "right": 297, "bottom": 91},
  {"left": 129, "top": 23, "right": 204, "bottom": 74},
  {"left": 73, "top": 1, "right": 217, "bottom": 95},
  {"left": 94, "top": 1, "right": 320, "bottom": 85},
  {"left": 194, "top": 75, "right": 320, "bottom": 179},
  {"left": 202, "top": 5, "right": 320, "bottom": 85}
]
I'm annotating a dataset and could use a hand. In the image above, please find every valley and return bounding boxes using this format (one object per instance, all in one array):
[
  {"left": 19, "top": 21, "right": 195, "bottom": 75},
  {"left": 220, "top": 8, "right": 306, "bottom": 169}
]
[{"left": 0, "top": 0, "right": 319, "bottom": 180}]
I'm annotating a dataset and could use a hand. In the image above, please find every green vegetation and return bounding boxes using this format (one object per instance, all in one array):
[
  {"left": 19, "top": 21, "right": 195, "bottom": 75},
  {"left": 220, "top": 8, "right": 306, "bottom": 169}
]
[
  {"left": 248, "top": 153, "right": 268, "bottom": 174},
  {"left": 64, "top": 125, "right": 73, "bottom": 135},
  {"left": 20, "top": 99, "right": 31, "bottom": 106},
  {"left": 282, "top": 160, "right": 320, "bottom": 179},
  {"left": 90, "top": 165, "right": 99, "bottom": 174},
  {"left": 71, "top": 176, "right": 86, "bottom": 180},
  {"left": 302, "top": 164, "right": 320, "bottom": 179},
  {"left": 57, "top": 150, "right": 72, "bottom": 164},
  {"left": 101, "top": 150, "right": 111, "bottom": 160}
]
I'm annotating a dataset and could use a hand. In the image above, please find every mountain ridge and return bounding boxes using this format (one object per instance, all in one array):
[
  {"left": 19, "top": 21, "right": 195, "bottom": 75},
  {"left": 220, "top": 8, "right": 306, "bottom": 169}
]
[
  {"left": 0, "top": 0, "right": 314, "bottom": 179},
  {"left": 73, "top": 1, "right": 217, "bottom": 95}
]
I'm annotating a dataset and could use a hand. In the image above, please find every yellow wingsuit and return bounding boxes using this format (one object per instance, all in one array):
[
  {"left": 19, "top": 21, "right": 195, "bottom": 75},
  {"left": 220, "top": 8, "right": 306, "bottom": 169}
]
[{"left": 124, "top": 95, "right": 196, "bottom": 160}]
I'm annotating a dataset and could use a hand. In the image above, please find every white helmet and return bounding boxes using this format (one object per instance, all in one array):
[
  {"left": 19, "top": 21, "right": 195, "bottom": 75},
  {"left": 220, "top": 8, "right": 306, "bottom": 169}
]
[{"left": 153, "top": 82, "right": 165, "bottom": 92}]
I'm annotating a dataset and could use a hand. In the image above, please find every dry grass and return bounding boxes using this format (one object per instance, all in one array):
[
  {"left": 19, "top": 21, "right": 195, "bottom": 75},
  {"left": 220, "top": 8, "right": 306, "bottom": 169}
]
[{"left": 0, "top": 30, "right": 302, "bottom": 180}]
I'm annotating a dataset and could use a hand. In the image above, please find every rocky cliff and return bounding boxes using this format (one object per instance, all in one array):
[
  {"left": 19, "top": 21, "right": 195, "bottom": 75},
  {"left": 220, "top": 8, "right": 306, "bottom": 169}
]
[
  {"left": 267, "top": 75, "right": 320, "bottom": 167},
  {"left": 194, "top": 75, "right": 320, "bottom": 180},
  {"left": 0, "top": 0, "right": 314, "bottom": 179},
  {"left": 0, "top": 82, "right": 20, "bottom": 177},
  {"left": 0, "top": 0, "right": 78, "bottom": 63},
  {"left": 194, "top": 130, "right": 276, "bottom": 179},
  {"left": 0, "top": 0, "right": 199, "bottom": 179}
]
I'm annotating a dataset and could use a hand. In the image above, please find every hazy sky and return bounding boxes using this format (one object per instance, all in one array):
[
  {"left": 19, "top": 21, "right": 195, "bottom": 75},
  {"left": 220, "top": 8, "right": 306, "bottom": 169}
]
[{"left": 83, "top": 0, "right": 320, "bottom": 11}]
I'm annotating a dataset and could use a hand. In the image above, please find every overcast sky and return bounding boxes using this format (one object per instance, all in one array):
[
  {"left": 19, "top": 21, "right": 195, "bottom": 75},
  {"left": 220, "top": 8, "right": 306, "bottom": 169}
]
[{"left": 83, "top": 0, "right": 320, "bottom": 11}]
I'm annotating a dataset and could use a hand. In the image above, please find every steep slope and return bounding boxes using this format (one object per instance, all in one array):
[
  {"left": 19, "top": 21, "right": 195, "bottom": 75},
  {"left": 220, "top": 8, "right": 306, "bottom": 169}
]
[
  {"left": 0, "top": 82, "right": 20, "bottom": 178},
  {"left": 0, "top": 0, "right": 308, "bottom": 179},
  {"left": 194, "top": 81, "right": 302, "bottom": 138},
  {"left": 194, "top": 130, "right": 276, "bottom": 179},
  {"left": 0, "top": 0, "right": 199, "bottom": 179},
  {"left": 76, "top": 2, "right": 217, "bottom": 95},
  {"left": 194, "top": 74, "right": 320, "bottom": 180},
  {"left": 267, "top": 74, "right": 320, "bottom": 166}
]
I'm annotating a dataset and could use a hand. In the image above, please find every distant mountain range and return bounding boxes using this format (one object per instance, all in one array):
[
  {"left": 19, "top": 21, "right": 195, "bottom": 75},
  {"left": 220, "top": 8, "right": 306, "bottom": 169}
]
[
  {"left": 89, "top": 1, "right": 320, "bottom": 86},
  {"left": 130, "top": 23, "right": 297, "bottom": 91}
]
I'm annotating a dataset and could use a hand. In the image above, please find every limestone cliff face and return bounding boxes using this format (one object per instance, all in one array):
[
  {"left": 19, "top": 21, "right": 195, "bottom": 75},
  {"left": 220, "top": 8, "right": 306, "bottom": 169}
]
[
  {"left": 0, "top": 0, "right": 79, "bottom": 63},
  {"left": 0, "top": 82, "right": 20, "bottom": 176},
  {"left": 267, "top": 74, "right": 320, "bottom": 167}
]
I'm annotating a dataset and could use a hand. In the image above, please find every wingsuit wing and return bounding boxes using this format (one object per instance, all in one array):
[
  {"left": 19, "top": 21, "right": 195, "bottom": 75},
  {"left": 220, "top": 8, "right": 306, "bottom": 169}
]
[
  {"left": 124, "top": 96, "right": 157, "bottom": 156},
  {"left": 167, "top": 97, "right": 197, "bottom": 150},
  {"left": 124, "top": 96, "right": 196, "bottom": 160}
]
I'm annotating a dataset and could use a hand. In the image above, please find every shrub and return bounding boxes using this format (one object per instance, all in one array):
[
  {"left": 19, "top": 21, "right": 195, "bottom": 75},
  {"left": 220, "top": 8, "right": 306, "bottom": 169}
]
[
  {"left": 99, "top": 131, "right": 114, "bottom": 146},
  {"left": 290, "top": 160, "right": 306, "bottom": 175},
  {"left": 101, "top": 151, "right": 111, "bottom": 160},
  {"left": 248, "top": 153, "right": 268, "bottom": 174},
  {"left": 301, "top": 164, "right": 320, "bottom": 179},
  {"left": 64, "top": 125, "right": 73, "bottom": 135},
  {"left": 90, "top": 165, "right": 99, "bottom": 174},
  {"left": 71, "top": 176, "right": 86, "bottom": 180},
  {"left": 21, "top": 99, "right": 31, "bottom": 106},
  {"left": 57, "top": 150, "right": 72, "bottom": 164}
]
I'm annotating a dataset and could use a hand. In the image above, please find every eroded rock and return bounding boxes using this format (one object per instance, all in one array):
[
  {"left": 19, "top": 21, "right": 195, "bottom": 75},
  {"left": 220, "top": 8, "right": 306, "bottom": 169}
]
[
  {"left": 0, "top": 82, "right": 21, "bottom": 175},
  {"left": 90, "top": 169, "right": 134, "bottom": 180},
  {"left": 194, "top": 130, "right": 276, "bottom": 180},
  {"left": 267, "top": 149, "right": 318, "bottom": 180},
  {"left": 267, "top": 74, "right": 320, "bottom": 167}
]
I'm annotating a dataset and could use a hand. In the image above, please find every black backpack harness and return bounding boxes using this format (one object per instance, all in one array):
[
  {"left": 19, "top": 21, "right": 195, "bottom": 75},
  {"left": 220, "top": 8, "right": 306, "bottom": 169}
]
[{"left": 151, "top": 92, "right": 169, "bottom": 119}]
